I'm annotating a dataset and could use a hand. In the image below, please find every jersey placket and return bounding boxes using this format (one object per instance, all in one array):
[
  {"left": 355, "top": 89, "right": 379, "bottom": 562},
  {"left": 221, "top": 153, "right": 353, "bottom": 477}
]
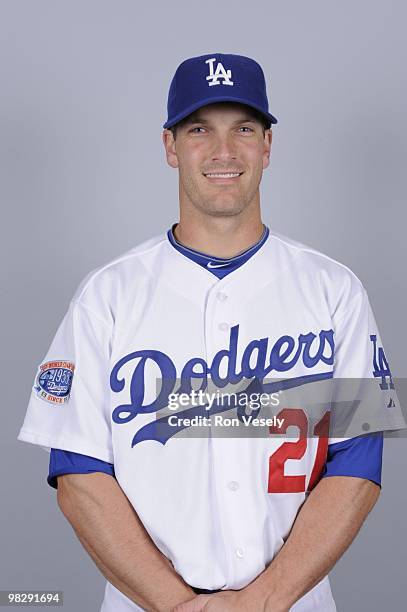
[{"left": 203, "top": 278, "right": 262, "bottom": 588}]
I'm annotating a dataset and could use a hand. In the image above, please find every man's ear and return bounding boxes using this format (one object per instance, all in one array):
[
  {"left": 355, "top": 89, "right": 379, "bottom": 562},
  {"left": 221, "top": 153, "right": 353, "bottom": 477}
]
[
  {"left": 162, "top": 129, "right": 179, "bottom": 169},
  {"left": 262, "top": 128, "right": 272, "bottom": 170}
]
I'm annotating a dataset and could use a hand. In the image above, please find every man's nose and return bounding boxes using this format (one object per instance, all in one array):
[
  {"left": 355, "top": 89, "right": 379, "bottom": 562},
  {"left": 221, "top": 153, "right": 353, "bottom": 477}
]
[{"left": 210, "top": 134, "right": 237, "bottom": 161}]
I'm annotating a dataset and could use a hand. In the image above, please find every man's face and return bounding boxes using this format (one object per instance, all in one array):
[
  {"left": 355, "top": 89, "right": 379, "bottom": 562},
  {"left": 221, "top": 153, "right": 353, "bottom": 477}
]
[{"left": 163, "top": 103, "right": 272, "bottom": 217}]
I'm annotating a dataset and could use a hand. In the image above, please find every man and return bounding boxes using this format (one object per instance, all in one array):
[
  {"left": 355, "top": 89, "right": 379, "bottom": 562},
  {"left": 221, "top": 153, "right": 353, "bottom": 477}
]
[{"left": 18, "top": 53, "right": 405, "bottom": 611}]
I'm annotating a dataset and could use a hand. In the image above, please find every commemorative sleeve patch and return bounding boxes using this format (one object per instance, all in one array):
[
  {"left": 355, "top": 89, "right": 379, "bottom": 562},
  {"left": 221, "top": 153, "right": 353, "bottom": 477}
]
[{"left": 33, "top": 361, "right": 75, "bottom": 404}]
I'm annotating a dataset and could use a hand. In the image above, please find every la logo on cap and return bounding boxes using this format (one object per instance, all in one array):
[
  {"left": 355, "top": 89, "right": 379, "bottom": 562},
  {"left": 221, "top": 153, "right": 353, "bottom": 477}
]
[{"left": 205, "top": 57, "right": 234, "bottom": 87}]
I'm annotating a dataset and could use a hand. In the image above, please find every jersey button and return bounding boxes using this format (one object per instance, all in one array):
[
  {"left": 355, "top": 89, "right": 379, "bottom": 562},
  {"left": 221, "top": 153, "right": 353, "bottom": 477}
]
[
  {"left": 228, "top": 481, "right": 239, "bottom": 491},
  {"left": 218, "top": 322, "right": 229, "bottom": 331},
  {"left": 235, "top": 547, "right": 245, "bottom": 559},
  {"left": 217, "top": 292, "right": 228, "bottom": 302}
]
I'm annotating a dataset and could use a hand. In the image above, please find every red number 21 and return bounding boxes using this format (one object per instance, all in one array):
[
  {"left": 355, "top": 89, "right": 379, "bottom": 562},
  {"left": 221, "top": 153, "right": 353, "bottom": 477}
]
[{"left": 268, "top": 409, "right": 330, "bottom": 493}]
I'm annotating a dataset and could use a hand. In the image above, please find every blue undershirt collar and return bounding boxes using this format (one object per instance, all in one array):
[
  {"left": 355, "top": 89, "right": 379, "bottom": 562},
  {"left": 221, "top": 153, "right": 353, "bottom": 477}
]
[{"left": 167, "top": 224, "right": 270, "bottom": 279}]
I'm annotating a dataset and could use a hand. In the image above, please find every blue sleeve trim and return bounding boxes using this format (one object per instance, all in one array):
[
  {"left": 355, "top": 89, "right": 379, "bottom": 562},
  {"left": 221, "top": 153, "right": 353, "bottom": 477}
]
[
  {"left": 322, "top": 432, "right": 383, "bottom": 487},
  {"left": 48, "top": 449, "right": 115, "bottom": 489}
]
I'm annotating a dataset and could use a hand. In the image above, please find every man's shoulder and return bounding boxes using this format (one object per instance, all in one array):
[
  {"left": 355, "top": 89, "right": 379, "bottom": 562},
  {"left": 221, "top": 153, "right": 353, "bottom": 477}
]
[
  {"left": 70, "top": 232, "right": 168, "bottom": 311},
  {"left": 271, "top": 230, "right": 364, "bottom": 287},
  {"left": 270, "top": 231, "right": 368, "bottom": 311}
]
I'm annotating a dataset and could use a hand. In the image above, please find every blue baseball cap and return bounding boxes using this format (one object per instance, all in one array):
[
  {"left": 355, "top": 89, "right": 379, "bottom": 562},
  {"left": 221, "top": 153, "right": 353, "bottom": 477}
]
[{"left": 163, "top": 53, "right": 278, "bottom": 129}]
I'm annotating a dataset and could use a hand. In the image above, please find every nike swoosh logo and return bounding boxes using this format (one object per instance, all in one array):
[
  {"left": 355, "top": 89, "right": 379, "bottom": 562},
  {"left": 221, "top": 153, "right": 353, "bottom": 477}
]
[{"left": 207, "top": 261, "right": 229, "bottom": 269}]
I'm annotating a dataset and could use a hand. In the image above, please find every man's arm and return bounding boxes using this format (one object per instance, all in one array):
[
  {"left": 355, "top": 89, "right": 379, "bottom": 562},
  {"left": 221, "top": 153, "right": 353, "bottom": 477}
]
[
  {"left": 57, "top": 472, "right": 196, "bottom": 612},
  {"left": 246, "top": 476, "right": 380, "bottom": 611},
  {"left": 176, "top": 476, "right": 380, "bottom": 612}
]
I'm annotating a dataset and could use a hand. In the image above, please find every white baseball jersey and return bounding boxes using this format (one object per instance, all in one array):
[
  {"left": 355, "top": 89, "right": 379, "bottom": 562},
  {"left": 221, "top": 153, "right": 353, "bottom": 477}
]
[{"left": 18, "top": 231, "right": 405, "bottom": 612}]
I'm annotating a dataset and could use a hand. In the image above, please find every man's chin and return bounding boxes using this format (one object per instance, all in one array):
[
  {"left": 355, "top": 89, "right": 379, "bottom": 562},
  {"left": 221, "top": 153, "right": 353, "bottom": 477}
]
[
  {"left": 200, "top": 204, "right": 246, "bottom": 217},
  {"left": 195, "top": 196, "right": 248, "bottom": 217}
]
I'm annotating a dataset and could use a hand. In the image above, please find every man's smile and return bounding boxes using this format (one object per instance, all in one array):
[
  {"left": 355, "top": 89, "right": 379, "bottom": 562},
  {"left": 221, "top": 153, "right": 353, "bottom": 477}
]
[{"left": 203, "top": 171, "right": 244, "bottom": 183}]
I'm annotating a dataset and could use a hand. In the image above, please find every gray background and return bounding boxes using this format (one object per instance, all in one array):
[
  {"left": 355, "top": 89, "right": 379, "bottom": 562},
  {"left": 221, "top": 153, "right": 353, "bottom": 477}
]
[{"left": 1, "top": 0, "right": 406, "bottom": 610}]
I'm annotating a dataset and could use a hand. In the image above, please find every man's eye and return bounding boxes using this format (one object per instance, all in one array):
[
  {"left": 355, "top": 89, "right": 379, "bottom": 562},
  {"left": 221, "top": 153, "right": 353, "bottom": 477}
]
[
  {"left": 190, "top": 127, "right": 206, "bottom": 133},
  {"left": 239, "top": 126, "right": 254, "bottom": 132}
]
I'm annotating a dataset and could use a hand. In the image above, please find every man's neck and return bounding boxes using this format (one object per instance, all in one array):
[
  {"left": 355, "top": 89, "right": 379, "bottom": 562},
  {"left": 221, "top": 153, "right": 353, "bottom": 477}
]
[{"left": 173, "top": 216, "right": 265, "bottom": 259}]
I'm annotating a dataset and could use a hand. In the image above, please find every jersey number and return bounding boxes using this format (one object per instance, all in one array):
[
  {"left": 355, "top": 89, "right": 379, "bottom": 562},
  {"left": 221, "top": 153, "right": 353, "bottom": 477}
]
[{"left": 268, "top": 409, "right": 330, "bottom": 493}]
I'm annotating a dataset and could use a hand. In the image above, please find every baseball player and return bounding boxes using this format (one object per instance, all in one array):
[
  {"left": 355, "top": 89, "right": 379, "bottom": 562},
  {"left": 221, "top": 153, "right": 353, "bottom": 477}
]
[{"left": 18, "top": 53, "right": 406, "bottom": 612}]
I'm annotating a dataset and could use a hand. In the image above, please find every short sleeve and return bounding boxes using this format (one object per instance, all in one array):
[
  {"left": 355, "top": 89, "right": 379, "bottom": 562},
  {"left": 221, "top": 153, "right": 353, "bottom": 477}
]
[
  {"left": 18, "top": 299, "right": 114, "bottom": 463},
  {"left": 329, "top": 280, "right": 406, "bottom": 442},
  {"left": 47, "top": 449, "right": 115, "bottom": 489},
  {"left": 322, "top": 433, "right": 383, "bottom": 487}
]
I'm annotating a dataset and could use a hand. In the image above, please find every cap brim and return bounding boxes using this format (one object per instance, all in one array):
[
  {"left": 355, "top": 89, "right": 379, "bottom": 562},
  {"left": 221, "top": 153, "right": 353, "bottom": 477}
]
[{"left": 163, "top": 96, "right": 278, "bottom": 128}]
